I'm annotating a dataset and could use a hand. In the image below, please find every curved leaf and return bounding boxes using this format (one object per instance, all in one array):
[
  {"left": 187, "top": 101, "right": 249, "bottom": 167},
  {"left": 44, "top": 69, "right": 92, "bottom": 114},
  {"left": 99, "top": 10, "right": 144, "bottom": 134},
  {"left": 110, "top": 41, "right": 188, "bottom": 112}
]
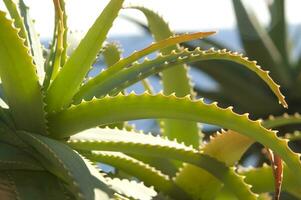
[
  {"left": 73, "top": 32, "right": 215, "bottom": 101},
  {"left": 74, "top": 48, "right": 287, "bottom": 108},
  {"left": 240, "top": 164, "right": 301, "bottom": 199},
  {"left": 48, "top": 93, "right": 301, "bottom": 183},
  {"left": 105, "top": 177, "right": 156, "bottom": 200},
  {"left": 84, "top": 151, "right": 190, "bottom": 200},
  {"left": 175, "top": 130, "right": 254, "bottom": 199},
  {"left": 69, "top": 128, "right": 257, "bottom": 200}
]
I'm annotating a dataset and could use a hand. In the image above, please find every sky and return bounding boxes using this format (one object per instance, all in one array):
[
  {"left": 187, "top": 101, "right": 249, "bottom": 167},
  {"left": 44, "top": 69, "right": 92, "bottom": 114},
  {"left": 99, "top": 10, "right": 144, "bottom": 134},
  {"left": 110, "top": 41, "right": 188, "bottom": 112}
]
[{"left": 0, "top": 0, "right": 301, "bottom": 39}]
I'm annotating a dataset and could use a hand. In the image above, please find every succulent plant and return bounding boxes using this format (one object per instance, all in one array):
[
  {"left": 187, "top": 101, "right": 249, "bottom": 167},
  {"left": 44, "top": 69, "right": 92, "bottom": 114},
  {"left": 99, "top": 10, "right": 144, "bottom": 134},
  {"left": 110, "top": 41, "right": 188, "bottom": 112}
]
[{"left": 0, "top": 0, "right": 300, "bottom": 199}]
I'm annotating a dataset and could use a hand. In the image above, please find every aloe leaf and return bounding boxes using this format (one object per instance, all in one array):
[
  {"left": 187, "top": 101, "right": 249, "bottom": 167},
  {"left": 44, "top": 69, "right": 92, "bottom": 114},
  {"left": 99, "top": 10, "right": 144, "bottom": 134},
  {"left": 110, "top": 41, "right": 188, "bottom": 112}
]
[
  {"left": 0, "top": 142, "right": 43, "bottom": 171},
  {"left": 232, "top": 0, "right": 291, "bottom": 87},
  {"left": 240, "top": 164, "right": 301, "bottom": 199},
  {"left": 132, "top": 6, "right": 200, "bottom": 148},
  {"left": 50, "top": 0, "right": 66, "bottom": 81},
  {"left": 17, "top": 131, "right": 112, "bottom": 200},
  {"left": 175, "top": 130, "right": 254, "bottom": 199},
  {"left": 84, "top": 151, "right": 191, "bottom": 200},
  {"left": 3, "top": 0, "right": 29, "bottom": 46},
  {"left": 105, "top": 177, "right": 157, "bottom": 200},
  {"left": 100, "top": 43, "right": 125, "bottom": 130},
  {"left": 73, "top": 32, "right": 215, "bottom": 101},
  {"left": 0, "top": 11, "right": 46, "bottom": 134},
  {"left": 17, "top": 0, "right": 45, "bottom": 84},
  {"left": 75, "top": 48, "right": 287, "bottom": 108},
  {"left": 69, "top": 128, "right": 257, "bottom": 200},
  {"left": 45, "top": 0, "right": 124, "bottom": 112},
  {"left": 262, "top": 113, "right": 301, "bottom": 128},
  {"left": 48, "top": 93, "right": 301, "bottom": 183},
  {"left": 58, "top": 0, "right": 68, "bottom": 66},
  {"left": 43, "top": 5, "right": 59, "bottom": 89},
  {"left": 6, "top": 170, "right": 75, "bottom": 200}
]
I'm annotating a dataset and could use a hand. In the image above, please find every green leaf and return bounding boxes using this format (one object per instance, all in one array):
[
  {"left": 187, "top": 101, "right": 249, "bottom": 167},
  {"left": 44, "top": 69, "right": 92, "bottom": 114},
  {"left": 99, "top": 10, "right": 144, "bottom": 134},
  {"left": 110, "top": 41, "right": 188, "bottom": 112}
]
[
  {"left": 17, "top": 131, "right": 112, "bottom": 200},
  {"left": 6, "top": 170, "right": 75, "bottom": 200},
  {"left": 0, "top": 11, "right": 46, "bottom": 134},
  {"left": 69, "top": 128, "right": 257, "bottom": 200},
  {"left": 49, "top": 0, "right": 67, "bottom": 81},
  {"left": 0, "top": 142, "right": 43, "bottom": 171},
  {"left": 262, "top": 113, "right": 301, "bottom": 129},
  {"left": 48, "top": 93, "right": 301, "bottom": 184},
  {"left": 74, "top": 48, "right": 287, "bottom": 108},
  {"left": 73, "top": 32, "right": 215, "bottom": 101},
  {"left": 240, "top": 164, "right": 301, "bottom": 199},
  {"left": 132, "top": 6, "right": 200, "bottom": 148},
  {"left": 175, "top": 130, "right": 254, "bottom": 199},
  {"left": 3, "top": 0, "right": 29, "bottom": 46},
  {"left": 105, "top": 177, "right": 157, "bottom": 200},
  {"left": 45, "top": 0, "right": 124, "bottom": 112},
  {"left": 84, "top": 151, "right": 190, "bottom": 200},
  {"left": 17, "top": 0, "right": 45, "bottom": 84}
]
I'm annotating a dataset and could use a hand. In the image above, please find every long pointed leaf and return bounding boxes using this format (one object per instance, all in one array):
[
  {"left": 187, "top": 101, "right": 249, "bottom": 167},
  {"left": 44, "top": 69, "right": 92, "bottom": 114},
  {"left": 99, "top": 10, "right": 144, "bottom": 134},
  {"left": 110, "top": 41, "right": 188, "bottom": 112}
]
[
  {"left": 69, "top": 128, "right": 257, "bottom": 200},
  {"left": 48, "top": 93, "right": 301, "bottom": 183},
  {"left": 18, "top": 0, "right": 45, "bottom": 83},
  {"left": 45, "top": 0, "right": 124, "bottom": 112},
  {"left": 85, "top": 151, "right": 191, "bottom": 200},
  {"left": 133, "top": 6, "right": 200, "bottom": 148},
  {"left": 74, "top": 48, "right": 287, "bottom": 108},
  {"left": 0, "top": 11, "right": 46, "bottom": 134},
  {"left": 17, "top": 131, "right": 112, "bottom": 200},
  {"left": 74, "top": 31, "right": 215, "bottom": 101}
]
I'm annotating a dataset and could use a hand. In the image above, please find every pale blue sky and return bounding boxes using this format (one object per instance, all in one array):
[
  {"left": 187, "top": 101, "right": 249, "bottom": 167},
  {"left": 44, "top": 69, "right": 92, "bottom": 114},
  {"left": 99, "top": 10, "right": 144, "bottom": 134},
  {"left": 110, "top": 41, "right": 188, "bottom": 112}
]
[{"left": 0, "top": 0, "right": 300, "bottom": 38}]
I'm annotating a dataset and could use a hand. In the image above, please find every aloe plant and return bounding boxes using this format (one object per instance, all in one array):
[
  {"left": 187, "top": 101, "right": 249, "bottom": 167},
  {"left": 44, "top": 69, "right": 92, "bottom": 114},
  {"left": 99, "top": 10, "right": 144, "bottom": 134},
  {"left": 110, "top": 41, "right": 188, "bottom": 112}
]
[{"left": 0, "top": 0, "right": 300, "bottom": 199}]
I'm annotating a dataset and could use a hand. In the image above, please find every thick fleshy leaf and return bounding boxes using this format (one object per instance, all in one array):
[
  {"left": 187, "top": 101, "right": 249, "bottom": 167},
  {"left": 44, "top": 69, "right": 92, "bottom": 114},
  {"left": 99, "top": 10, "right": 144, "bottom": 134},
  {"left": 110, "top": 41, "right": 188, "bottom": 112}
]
[
  {"left": 17, "top": 131, "right": 112, "bottom": 200},
  {"left": 175, "top": 130, "right": 254, "bottom": 199},
  {"left": 74, "top": 48, "right": 287, "bottom": 108},
  {"left": 3, "top": 0, "right": 29, "bottom": 45},
  {"left": 84, "top": 151, "right": 190, "bottom": 200},
  {"left": 69, "top": 128, "right": 257, "bottom": 200},
  {"left": 73, "top": 32, "right": 215, "bottom": 101},
  {"left": 6, "top": 170, "right": 75, "bottom": 200},
  {"left": 0, "top": 11, "right": 46, "bottom": 134},
  {"left": 45, "top": 0, "right": 124, "bottom": 112},
  {"left": 0, "top": 142, "right": 43, "bottom": 171},
  {"left": 240, "top": 164, "right": 301, "bottom": 199},
  {"left": 17, "top": 0, "right": 45, "bottom": 83},
  {"left": 48, "top": 93, "right": 301, "bottom": 184},
  {"left": 132, "top": 6, "right": 200, "bottom": 148}
]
